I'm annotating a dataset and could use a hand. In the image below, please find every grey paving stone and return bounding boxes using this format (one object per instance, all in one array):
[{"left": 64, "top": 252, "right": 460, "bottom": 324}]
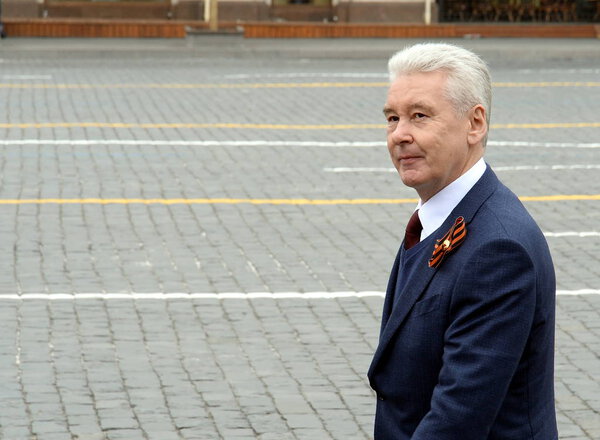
[
  {"left": 0, "top": 36, "right": 598, "bottom": 440},
  {"left": 0, "top": 427, "right": 35, "bottom": 440}
]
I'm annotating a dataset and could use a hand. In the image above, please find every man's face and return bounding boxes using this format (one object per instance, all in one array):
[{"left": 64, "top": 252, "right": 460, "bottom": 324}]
[{"left": 384, "top": 71, "right": 484, "bottom": 202}]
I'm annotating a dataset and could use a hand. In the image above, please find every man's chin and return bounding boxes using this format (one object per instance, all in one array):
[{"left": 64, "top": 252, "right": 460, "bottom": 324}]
[{"left": 399, "top": 172, "right": 423, "bottom": 190}]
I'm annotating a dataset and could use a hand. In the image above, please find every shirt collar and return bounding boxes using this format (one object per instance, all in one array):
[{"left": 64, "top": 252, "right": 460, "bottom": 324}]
[{"left": 417, "top": 158, "right": 486, "bottom": 240}]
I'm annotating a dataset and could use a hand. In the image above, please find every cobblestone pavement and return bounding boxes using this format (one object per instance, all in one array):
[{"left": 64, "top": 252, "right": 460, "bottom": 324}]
[{"left": 0, "top": 36, "right": 598, "bottom": 439}]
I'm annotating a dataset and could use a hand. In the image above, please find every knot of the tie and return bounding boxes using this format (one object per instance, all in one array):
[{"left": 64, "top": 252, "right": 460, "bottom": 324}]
[{"left": 404, "top": 210, "right": 423, "bottom": 250}]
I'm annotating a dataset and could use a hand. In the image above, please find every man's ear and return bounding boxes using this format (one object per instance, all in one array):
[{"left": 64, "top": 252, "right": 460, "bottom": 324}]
[{"left": 467, "top": 105, "right": 487, "bottom": 146}]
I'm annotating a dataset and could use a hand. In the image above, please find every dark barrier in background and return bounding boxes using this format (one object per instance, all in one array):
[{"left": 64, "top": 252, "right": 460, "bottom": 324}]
[{"left": 440, "top": 0, "right": 600, "bottom": 23}]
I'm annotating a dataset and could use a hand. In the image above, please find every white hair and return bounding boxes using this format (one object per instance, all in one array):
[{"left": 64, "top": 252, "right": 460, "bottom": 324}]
[{"left": 388, "top": 43, "right": 492, "bottom": 138}]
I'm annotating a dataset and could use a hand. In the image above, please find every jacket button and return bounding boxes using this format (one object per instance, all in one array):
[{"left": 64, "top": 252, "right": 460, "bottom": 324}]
[{"left": 377, "top": 393, "right": 385, "bottom": 401}]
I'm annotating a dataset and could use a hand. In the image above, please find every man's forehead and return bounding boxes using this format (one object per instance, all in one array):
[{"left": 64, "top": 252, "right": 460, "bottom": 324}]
[
  {"left": 385, "top": 73, "right": 449, "bottom": 110},
  {"left": 388, "top": 71, "right": 447, "bottom": 94},
  {"left": 384, "top": 95, "right": 440, "bottom": 113}
]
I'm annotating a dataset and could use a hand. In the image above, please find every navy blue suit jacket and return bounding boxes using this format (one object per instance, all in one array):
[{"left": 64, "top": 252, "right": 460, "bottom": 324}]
[{"left": 368, "top": 166, "right": 557, "bottom": 439}]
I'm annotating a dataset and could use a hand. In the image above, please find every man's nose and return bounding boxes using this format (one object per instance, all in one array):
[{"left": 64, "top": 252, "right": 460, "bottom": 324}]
[{"left": 390, "top": 120, "right": 414, "bottom": 145}]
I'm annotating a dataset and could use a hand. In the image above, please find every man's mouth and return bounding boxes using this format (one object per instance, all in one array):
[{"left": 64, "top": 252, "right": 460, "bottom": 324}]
[{"left": 399, "top": 155, "right": 422, "bottom": 164}]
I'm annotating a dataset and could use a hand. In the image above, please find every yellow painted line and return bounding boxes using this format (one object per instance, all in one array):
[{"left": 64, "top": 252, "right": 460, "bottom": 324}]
[
  {"left": 492, "top": 122, "right": 600, "bottom": 129},
  {"left": 0, "top": 195, "right": 598, "bottom": 205},
  {"left": 0, "top": 122, "right": 385, "bottom": 130},
  {"left": 0, "top": 198, "right": 419, "bottom": 205},
  {"left": 519, "top": 194, "right": 600, "bottom": 202},
  {"left": 1, "top": 81, "right": 599, "bottom": 90},
  {"left": 0, "top": 82, "right": 389, "bottom": 90},
  {"left": 2, "top": 122, "right": 600, "bottom": 130},
  {"left": 493, "top": 82, "right": 600, "bottom": 88}
]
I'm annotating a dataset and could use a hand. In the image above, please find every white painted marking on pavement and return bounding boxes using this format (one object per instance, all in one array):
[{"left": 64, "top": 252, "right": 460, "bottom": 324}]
[
  {"left": 517, "top": 68, "right": 600, "bottom": 74},
  {"left": 227, "top": 70, "right": 600, "bottom": 79},
  {"left": 487, "top": 141, "right": 600, "bottom": 149},
  {"left": 223, "top": 73, "right": 388, "bottom": 79},
  {"left": 324, "top": 165, "right": 600, "bottom": 173},
  {"left": 556, "top": 289, "right": 600, "bottom": 295},
  {"left": 324, "top": 167, "right": 395, "bottom": 173},
  {"left": 0, "top": 290, "right": 597, "bottom": 300},
  {"left": 2, "top": 140, "right": 600, "bottom": 149},
  {"left": 0, "top": 139, "right": 383, "bottom": 148},
  {"left": 543, "top": 231, "right": 600, "bottom": 237},
  {"left": 2, "top": 74, "right": 53, "bottom": 80},
  {"left": 0, "top": 291, "right": 385, "bottom": 300},
  {"left": 494, "top": 165, "right": 600, "bottom": 171}
]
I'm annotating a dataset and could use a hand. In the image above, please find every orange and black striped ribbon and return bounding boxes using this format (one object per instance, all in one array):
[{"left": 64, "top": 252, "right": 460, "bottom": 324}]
[{"left": 428, "top": 216, "right": 467, "bottom": 269}]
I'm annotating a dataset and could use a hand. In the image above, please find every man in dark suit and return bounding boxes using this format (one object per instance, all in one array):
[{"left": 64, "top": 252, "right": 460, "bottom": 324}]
[{"left": 368, "top": 43, "right": 557, "bottom": 439}]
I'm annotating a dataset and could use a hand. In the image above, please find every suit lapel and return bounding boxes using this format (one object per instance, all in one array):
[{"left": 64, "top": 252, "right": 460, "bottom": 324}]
[
  {"left": 378, "top": 247, "right": 402, "bottom": 336},
  {"left": 369, "top": 165, "right": 500, "bottom": 377},
  {"left": 369, "top": 250, "right": 440, "bottom": 375}
]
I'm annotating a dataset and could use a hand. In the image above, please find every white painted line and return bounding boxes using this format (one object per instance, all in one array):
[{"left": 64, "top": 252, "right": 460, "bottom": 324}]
[
  {"left": 2, "top": 74, "right": 53, "bottom": 80},
  {"left": 324, "top": 165, "right": 600, "bottom": 173},
  {"left": 495, "top": 164, "right": 600, "bottom": 171},
  {"left": 0, "top": 290, "right": 597, "bottom": 300},
  {"left": 487, "top": 141, "right": 600, "bottom": 149},
  {"left": 228, "top": 69, "right": 600, "bottom": 78},
  {"left": 544, "top": 231, "right": 600, "bottom": 237},
  {"left": 324, "top": 167, "right": 395, "bottom": 173},
  {"left": 0, "top": 139, "right": 383, "bottom": 148},
  {"left": 0, "top": 291, "right": 386, "bottom": 300},
  {"left": 517, "top": 68, "right": 600, "bottom": 74},
  {"left": 556, "top": 289, "right": 600, "bottom": 295},
  {"left": 2, "top": 139, "right": 599, "bottom": 149},
  {"left": 223, "top": 73, "right": 388, "bottom": 79}
]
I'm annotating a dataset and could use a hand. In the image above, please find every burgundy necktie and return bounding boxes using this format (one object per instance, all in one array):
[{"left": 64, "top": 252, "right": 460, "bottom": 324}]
[{"left": 404, "top": 210, "right": 423, "bottom": 250}]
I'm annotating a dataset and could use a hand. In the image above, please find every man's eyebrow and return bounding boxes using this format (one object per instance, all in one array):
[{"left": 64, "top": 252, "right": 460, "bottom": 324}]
[
  {"left": 382, "top": 101, "right": 436, "bottom": 116},
  {"left": 408, "top": 101, "right": 435, "bottom": 114}
]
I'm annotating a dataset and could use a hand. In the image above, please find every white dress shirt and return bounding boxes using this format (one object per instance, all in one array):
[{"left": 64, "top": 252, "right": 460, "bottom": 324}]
[{"left": 416, "top": 158, "right": 487, "bottom": 241}]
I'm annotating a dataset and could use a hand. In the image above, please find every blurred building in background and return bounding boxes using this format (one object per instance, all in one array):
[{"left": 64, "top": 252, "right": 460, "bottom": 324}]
[
  {"left": 2, "top": 0, "right": 599, "bottom": 24},
  {"left": 441, "top": 0, "right": 599, "bottom": 22}
]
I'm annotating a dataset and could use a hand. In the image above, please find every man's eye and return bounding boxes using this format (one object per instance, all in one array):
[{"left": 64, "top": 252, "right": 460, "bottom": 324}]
[
  {"left": 414, "top": 113, "right": 427, "bottom": 119},
  {"left": 387, "top": 115, "right": 399, "bottom": 123}
]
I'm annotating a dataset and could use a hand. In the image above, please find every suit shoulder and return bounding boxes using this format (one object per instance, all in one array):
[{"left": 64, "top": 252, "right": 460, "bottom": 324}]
[{"left": 472, "top": 182, "right": 546, "bottom": 246}]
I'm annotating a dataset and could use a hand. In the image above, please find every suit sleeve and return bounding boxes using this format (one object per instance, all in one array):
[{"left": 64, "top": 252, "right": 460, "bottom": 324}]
[{"left": 411, "top": 239, "right": 537, "bottom": 440}]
